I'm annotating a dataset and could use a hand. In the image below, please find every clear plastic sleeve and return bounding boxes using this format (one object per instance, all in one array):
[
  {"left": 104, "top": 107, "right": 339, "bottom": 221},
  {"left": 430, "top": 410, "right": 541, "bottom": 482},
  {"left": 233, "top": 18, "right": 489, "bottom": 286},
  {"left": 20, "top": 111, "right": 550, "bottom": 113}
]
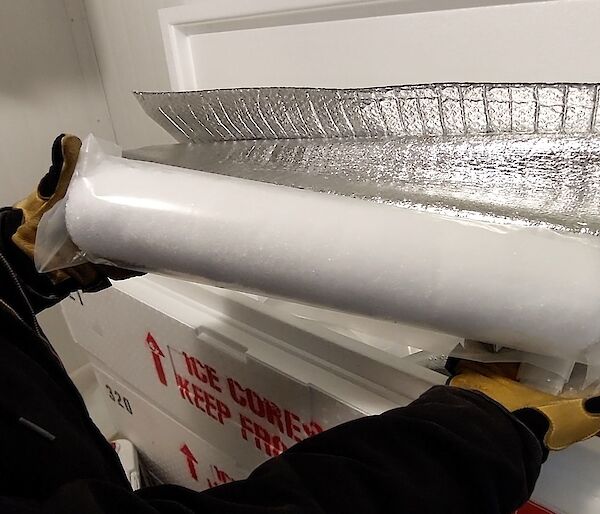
[
  {"left": 36, "top": 134, "right": 600, "bottom": 369},
  {"left": 35, "top": 135, "right": 122, "bottom": 272}
]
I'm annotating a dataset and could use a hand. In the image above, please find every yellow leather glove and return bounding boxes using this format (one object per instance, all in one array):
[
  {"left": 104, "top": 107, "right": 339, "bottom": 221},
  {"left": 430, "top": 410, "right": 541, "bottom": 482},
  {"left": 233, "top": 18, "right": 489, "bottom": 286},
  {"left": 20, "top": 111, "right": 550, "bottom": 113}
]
[
  {"left": 450, "top": 360, "right": 600, "bottom": 450},
  {"left": 12, "top": 134, "right": 135, "bottom": 289}
]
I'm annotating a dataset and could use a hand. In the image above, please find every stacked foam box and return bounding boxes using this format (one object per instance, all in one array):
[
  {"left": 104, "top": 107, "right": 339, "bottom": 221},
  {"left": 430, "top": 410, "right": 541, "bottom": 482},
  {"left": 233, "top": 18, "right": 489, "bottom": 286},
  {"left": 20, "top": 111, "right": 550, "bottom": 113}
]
[{"left": 62, "top": 275, "right": 600, "bottom": 513}]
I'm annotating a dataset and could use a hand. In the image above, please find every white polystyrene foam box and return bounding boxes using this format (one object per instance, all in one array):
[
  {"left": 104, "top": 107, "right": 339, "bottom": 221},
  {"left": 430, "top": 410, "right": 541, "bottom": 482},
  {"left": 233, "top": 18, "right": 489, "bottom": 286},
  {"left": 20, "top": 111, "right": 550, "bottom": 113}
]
[
  {"left": 94, "top": 365, "right": 249, "bottom": 490},
  {"left": 63, "top": 277, "right": 400, "bottom": 469},
  {"left": 142, "top": 274, "right": 448, "bottom": 401},
  {"left": 62, "top": 277, "right": 600, "bottom": 514}
]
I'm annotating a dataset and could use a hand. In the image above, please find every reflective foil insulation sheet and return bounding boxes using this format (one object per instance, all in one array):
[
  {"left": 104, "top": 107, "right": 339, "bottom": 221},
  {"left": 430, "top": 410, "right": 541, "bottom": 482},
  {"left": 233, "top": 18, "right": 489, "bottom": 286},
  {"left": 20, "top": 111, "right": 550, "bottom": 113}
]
[
  {"left": 135, "top": 84, "right": 600, "bottom": 142},
  {"left": 135, "top": 84, "right": 600, "bottom": 234},
  {"left": 125, "top": 135, "right": 600, "bottom": 234}
]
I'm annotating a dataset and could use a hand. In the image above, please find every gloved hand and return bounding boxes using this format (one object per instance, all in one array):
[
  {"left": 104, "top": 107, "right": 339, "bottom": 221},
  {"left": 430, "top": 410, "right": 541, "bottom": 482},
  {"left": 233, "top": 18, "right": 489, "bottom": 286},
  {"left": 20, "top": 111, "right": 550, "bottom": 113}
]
[
  {"left": 11, "top": 134, "right": 137, "bottom": 290},
  {"left": 449, "top": 359, "right": 600, "bottom": 451}
]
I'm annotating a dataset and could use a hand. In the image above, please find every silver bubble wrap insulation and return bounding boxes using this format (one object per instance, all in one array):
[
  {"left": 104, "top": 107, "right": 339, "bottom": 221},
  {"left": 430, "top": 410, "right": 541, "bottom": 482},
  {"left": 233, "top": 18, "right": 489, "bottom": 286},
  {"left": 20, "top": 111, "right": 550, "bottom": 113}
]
[
  {"left": 135, "top": 84, "right": 600, "bottom": 142},
  {"left": 134, "top": 84, "right": 600, "bottom": 234}
]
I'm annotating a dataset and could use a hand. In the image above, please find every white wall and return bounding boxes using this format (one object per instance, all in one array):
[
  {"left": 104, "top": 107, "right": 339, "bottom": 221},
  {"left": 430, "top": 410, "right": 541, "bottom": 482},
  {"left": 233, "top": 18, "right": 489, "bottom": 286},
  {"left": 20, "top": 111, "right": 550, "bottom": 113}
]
[
  {"left": 0, "top": 0, "right": 114, "bottom": 371},
  {"left": 0, "top": 0, "right": 114, "bottom": 205}
]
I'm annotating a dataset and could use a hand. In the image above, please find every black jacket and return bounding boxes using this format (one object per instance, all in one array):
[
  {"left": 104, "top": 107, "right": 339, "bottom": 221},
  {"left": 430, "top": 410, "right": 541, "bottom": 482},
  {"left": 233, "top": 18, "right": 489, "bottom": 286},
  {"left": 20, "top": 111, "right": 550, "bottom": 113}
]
[{"left": 0, "top": 206, "right": 543, "bottom": 514}]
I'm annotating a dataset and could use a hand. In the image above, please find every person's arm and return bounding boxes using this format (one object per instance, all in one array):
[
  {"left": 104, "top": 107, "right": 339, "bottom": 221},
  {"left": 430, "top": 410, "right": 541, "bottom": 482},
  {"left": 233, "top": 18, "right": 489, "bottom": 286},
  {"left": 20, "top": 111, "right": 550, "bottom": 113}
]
[{"left": 37, "top": 386, "right": 542, "bottom": 514}]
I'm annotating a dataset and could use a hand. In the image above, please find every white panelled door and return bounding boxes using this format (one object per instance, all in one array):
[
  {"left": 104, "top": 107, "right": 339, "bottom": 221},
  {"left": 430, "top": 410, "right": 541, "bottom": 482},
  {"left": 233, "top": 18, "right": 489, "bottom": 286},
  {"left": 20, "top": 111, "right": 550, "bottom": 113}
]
[{"left": 159, "top": 0, "right": 600, "bottom": 92}]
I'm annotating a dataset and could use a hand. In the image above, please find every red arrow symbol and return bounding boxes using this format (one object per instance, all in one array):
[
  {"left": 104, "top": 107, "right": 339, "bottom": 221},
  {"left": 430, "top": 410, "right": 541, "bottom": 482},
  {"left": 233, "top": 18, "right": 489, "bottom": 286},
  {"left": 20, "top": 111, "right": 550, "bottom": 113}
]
[
  {"left": 180, "top": 443, "right": 199, "bottom": 481},
  {"left": 146, "top": 333, "right": 167, "bottom": 386}
]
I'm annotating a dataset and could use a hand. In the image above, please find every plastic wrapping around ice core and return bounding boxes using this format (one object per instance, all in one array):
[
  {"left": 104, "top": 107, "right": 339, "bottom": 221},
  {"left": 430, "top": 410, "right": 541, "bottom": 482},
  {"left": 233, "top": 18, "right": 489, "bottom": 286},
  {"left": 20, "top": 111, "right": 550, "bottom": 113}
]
[{"left": 36, "top": 135, "right": 600, "bottom": 364}]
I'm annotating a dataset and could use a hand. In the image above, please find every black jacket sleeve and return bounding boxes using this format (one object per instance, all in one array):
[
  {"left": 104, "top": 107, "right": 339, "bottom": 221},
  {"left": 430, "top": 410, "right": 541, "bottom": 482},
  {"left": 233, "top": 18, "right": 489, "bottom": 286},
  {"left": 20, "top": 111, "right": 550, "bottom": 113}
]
[
  {"left": 39, "top": 387, "right": 543, "bottom": 514},
  {"left": 0, "top": 207, "right": 543, "bottom": 514}
]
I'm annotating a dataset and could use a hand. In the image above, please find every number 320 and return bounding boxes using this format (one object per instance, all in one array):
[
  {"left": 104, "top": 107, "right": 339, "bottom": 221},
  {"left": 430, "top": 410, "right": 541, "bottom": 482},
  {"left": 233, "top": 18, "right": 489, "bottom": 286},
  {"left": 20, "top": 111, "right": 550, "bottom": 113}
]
[{"left": 106, "top": 384, "right": 133, "bottom": 415}]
